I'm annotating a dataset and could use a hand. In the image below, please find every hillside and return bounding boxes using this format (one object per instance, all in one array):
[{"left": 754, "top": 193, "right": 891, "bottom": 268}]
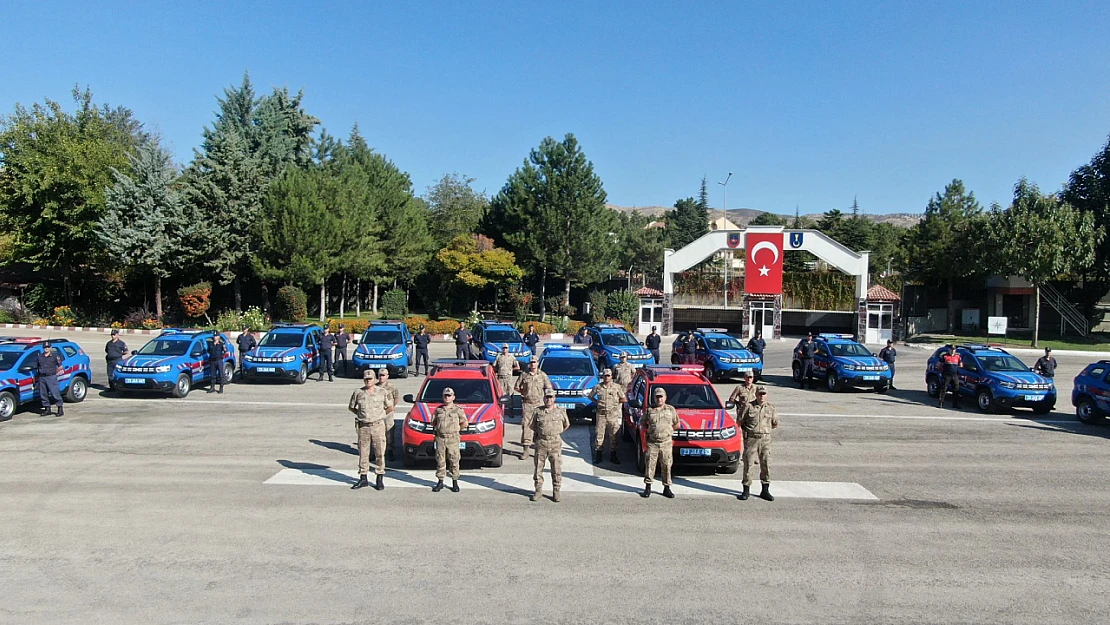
[{"left": 607, "top": 204, "right": 922, "bottom": 228}]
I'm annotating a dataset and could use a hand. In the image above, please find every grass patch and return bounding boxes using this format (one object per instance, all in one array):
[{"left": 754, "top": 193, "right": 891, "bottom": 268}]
[{"left": 906, "top": 332, "right": 1110, "bottom": 352}]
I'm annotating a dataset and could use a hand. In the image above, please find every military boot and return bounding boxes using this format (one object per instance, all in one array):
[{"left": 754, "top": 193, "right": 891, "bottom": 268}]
[
  {"left": 432, "top": 480, "right": 444, "bottom": 492},
  {"left": 374, "top": 475, "right": 384, "bottom": 491},
  {"left": 530, "top": 490, "right": 539, "bottom": 502},
  {"left": 738, "top": 485, "right": 750, "bottom": 500},
  {"left": 351, "top": 474, "right": 369, "bottom": 490},
  {"left": 593, "top": 448, "right": 603, "bottom": 464},
  {"left": 55, "top": 406, "right": 64, "bottom": 417},
  {"left": 552, "top": 489, "right": 561, "bottom": 503},
  {"left": 450, "top": 479, "right": 460, "bottom": 493},
  {"left": 609, "top": 451, "right": 620, "bottom": 465},
  {"left": 39, "top": 406, "right": 50, "bottom": 416},
  {"left": 640, "top": 485, "right": 651, "bottom": 498},
  {"left": 759, "top": 484, "right": 774, "bottom": 501},
  {"left": 662, "top": 485, "right": 674, "bottom": 499}
]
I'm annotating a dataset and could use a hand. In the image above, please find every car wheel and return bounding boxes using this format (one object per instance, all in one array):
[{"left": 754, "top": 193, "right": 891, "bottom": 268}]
[
  {"left": 295, "top": 364, "right": 308, "bottom": 385},
  {"left": 976, "top": 388, "right": 995, "bottom": 413},
  {"left": 720, "top": 460, "right": 740, "bottom": 475},
  {"left": 172, "top": 373, "right": 192, "bottom": 398},
  {"left": 398, "top": 366, "right": 409, "bottom": 379},
  {"left": 0, "top": 390, "right": 16, "bottom": 422},
  {"left": 1076, "top": 398, "right": 1103, "bottom": 424},
  {"left": 704, "top": 362, "right": 717, "bottom": 383},
  {"left": 875, "top": 383, "right": 889, "bottom": 394},
  {"left": 826, "top": 372, "right": 840, "bottom": 392},
  {"left": 670, "top": 353, "right": 680, "bottom": 365},
  {"left": 488, "top": 447, "right": 503, "bottom": 468},
  {"left": 926, "top": 376, "right": 940, "bottom": 398},
  {"left": 791, "top": 363, "right": 802, "bottom": 383},
  {"left": 65, "top": 375, "right": 88, "bottom": 403},
  {"left": 223, "top": 363, "right": 235, "bottom": 385}
]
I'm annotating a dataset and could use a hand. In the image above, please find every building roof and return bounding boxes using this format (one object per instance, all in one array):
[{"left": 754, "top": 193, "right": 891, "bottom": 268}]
[
  {"left": 635, "top": 286, "right": 664, "bottom": 298},
  {"left": 709, "top": 216, "right": 740, "bottom": 231},
  {"left": 867, "top": 284, "right": 901, "bottom": 302}
]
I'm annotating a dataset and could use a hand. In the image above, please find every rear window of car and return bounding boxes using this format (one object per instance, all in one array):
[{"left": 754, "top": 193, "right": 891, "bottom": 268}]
[
  {"left": 419, "top": 379, "right": 493, "bottom": 404},
  {"left": 259, "top": 333, "right": 303, "bottom": 348}
]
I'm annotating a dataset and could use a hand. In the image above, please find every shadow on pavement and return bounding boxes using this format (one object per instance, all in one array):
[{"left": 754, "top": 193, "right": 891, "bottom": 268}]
[
  {"left": 561, "top": 471, "right": 642, "bottom": 494},
  {"left": 1007, "top": 419, "right": 1110, "bottom": 440},
  {"left": 276, "top": 459, "right": 355, "bottom": 485},
  {"left": 309, "top": 439, "right": 357, "bottom": 456}
]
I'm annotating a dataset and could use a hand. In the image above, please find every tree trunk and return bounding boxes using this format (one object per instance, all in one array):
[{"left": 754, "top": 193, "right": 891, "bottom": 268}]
[
  {"left": 539, "top": 266, "right": 547, "bottom": 322},
  {"left": 143, "top": 279, "right": 150, "bottom": 314},
  {"left": 355, "top": 280, "right": 361, "bottom": 317},
  {"left": 372, "top": 282, "right": 379, "bottom": 314},
  {"left": 1031, "top": 283, "right": 1040, "bottom": 348},
  {"left": 261, "top": 283, "right": 270, "bottom": 317},
  {"left": 340, "top": 275, "right": 346, "bottom": 319},
  {"left": 154, "top": 275, "right": 163, "bottom": 319},
  {"left": 946, "top": 279, "right": 955, "bottom": 333},
  {"left": 233, "top": 278, "right": 242, "bottom": 312},
  {"left": 64, "top": 276, "right": 72, "bottom": 308},
  {"left": 319, "top": 279, "right": 327, "bottom": 322},
  {"left": 564, "top": 277, "right": 572, "bottom": 315}
]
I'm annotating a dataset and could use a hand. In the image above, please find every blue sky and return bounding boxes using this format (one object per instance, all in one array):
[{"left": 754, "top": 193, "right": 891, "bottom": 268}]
[{"left": 3, "top": 1, "right": 1108, "bottom": 215}]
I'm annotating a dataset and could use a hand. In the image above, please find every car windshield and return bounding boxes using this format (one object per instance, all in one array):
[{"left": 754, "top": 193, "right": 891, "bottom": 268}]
[
  {"left": 419, "top": 379, "right": 493, "bottom": 404},
  {"left": 705, "top": 337, "right": 745, "bottom": 351},
  {"left": 363, "top": 330, "right": 403, "bottom": 344},
  {"left": 138, "top": 339, "right": 191, "bottom": 356},
  {"left": 651, "top": 384, "right": 722, "bottom": 409},
  {"left": 978, "top": 354, "right": 1031, "bottom": 372},
  {"left": 485, "top": 329, "right": 522, "bottom": 344},
  {"left": 829, "top": 343, "right": 872, "bottom": 358},
  {"left": 541, "top": 358, "right": 594, "bottom": 376},
  {"left": 259, "top": 333, "right": 303, "bottom": 348},
  {"left": 602, "top": 332, "right": 638, "bottom": 346},
  {"left": 0, "top": 351, "right": 22, "bottom": 370}
]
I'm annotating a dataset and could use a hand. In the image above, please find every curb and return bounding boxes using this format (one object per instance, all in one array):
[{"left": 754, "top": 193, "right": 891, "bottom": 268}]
[
  {"left": 905, "top": 341, "right": 1109, "bottom": 358},
  {"left": 1, "top": 323, "right": 162, "bottom": 335}
]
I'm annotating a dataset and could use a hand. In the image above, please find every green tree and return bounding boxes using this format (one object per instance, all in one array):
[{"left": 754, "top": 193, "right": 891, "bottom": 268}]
[
  {"left": 838, "top": 197, "right": 873, "bottom": 252},
  {"left": 425, "top": 173, "right": 488, "bottom": 247},
  {"left": 667, "top": 197, "right": 708, "bottom": 249},
  {"left": 614, "top": 211, "right": 665, "bottom": 278},
  {"left": 485, "top": 133, "right": 613, "bottom": 317},
  {"left": 0, "top": 87, "right": 146, "bottom": 306},
  {"left": 784, "top": 206, "right": 814, "bottom": 272},
  {"left": 903, "top": 180, "right": 984, "bottom": 331},
  {"left": 1062, "top": 133, "right": 1110, "bottom": 277},
  {"left": 698, "top": 176, "right": 711, "bottom": 212},
  {"left": 436, "top": 234, "right": 524, "bottom": 311},
  {"left": 749, "top": 212, "right": 788, "bottom": 226},
  {"left": 98, "top": 142, "right": 196, "bottom": 319},
  {"left": 815, "top": 209, "right": 845, "bottom": 240},
  {"left": 986, "top": 179, "right": 1102, "bottom": 346}
]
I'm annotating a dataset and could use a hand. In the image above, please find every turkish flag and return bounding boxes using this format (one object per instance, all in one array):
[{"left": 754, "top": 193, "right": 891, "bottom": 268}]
[{"left": 744, "top": 232, "right": 784, "bottom": 295}]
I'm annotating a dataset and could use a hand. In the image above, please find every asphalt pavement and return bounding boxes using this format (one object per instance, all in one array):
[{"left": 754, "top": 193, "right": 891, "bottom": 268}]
[{"left": 2, "top": 328, "right": 1108, "bottom": 625}]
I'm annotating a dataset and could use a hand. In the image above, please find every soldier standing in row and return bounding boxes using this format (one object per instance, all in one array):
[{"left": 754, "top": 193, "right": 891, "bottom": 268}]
[
  {"left": 105, "top": 329, "right": 128, "bottom": 391},
  {"left": 645, "top": 326, "right": 661, "bottom": 364},
  {"left": 879, "top": 339, "right": 898, "bottom": 389},
  {"left": 493, "top": 343, "right": 519, "bottom": 399},
  {"left": 728, "top": 371, "right": 758, "bottom": 410},
  {"left": 335, "top": 325, "right": 350, "bottom": 377},
  {"left": 640, "top": 387, "right": 679, "bottom": 499},
  {"left": 738, "top": 386, "right": 779, "bottom": 502},
  {"left": 317, "top": 329, "right": 335, "bottom": 382},
  {"left": 207, "top": 334, "right": 226, "bottom": 394},
  {"left": 34, "top": 342, "right": 65, "bottom": 417},
  {"left": 431, "top": 387, "right": 468, "bottom": 493},
  {"left": 531, "top": 389, "right": 570, "bottom": 502},
  {"left": 515, "top": 357, "right": 552, "bottom": 460},
  {"left": 747, "top": 330, "right": 766, "bottom": 365},
  {"left": 612, "top": 352, "right": 635, "bottom": 389},
  {"left": 376, "top": 368, "right": 399, "bottom": 461},
  {"left": 938, "top": 344, "right": 962, "bottom": 408},
  {"left": 236, "top": 327, "right": 256, "bottom": 377},
  {"left": 573, "top": 326, "right": 592, "bottom": 346},
  {"left": 1034, "top": 347, "right": 1057, "bottom": 380},
  {"left": 349, "top": 370, "right": 392, "bottom": 491},
  {"left": 523, "top": 324, "right": 540, "bottom": 355},
  {"left": 413, "top": 325, "right": 432, "bottom": 376},
  {"left": 453, "top": 322, "right": 472, "bottom": 360},
  {"left": 798, "top": 333, "right": 817, "bottom": 389},
  {"left": 589, "top": 368, "right": 626, "bottom": 464}
]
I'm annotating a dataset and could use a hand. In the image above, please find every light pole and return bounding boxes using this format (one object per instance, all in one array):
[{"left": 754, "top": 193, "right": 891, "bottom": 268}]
[{"left": 718, "top": 172, "right": 733, "bottom": 307}]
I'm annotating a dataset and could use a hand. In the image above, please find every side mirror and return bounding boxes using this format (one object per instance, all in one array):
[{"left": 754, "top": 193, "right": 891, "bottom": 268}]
[
  {"left": 191, "top": 350, "right": 204, "bottom": 358},
  {"left": 130, "top": 350, "right": 138, "bottom": 356},
  {"left": 628, "top": 399, "right": 642, "bottom": 409},
  {"left": 640, "top": 341, "right": 645, "bottom": 346},
  {"left": 725, "top": 401, "right": 736, "bottom": 410},
  {"left": 402, "top": 394, "right": 414, "bottom": 404},
  {"left": 406, "top": 341, "right": 413, "bottom": 346},
  {"left": 352, "top": 338, "right": 359, "bottom": 344},
  {"left": 18, "top": 366, "right": 33, "bottom": 374}
]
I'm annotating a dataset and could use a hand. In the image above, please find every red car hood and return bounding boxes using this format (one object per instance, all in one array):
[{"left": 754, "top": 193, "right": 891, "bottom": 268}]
[
  {"left": 676, "top": 408, "right": 734, "bottom": 430},
  {"left": 410, "top": 402, "right": 498, "bottom": 424}
]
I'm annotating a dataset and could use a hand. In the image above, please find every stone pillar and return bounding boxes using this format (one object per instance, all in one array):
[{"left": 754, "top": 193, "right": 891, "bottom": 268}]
[
  {"left": 741, "top": 295, "right": 752, "bottom": 336},
  {"left": 857, "top": 298, "right": 868, "bottom": 341},
  {"left": 662, "top": 293, "right": 674, "bottom": 336},
  {"left": 773, "top": 294, "right": 783, "bottom": 340}
]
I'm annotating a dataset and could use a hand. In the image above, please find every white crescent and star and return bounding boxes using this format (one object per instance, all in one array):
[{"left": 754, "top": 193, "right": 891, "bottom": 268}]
[{"left": 749, "top": 240, "right": 780, "bottom": 277}]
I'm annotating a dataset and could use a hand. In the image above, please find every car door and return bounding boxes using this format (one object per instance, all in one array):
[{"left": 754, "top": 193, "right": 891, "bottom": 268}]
[
  {"left": 56, "top": 343, "right": 78, "bottom": 389},
  {"left": 17, "top": 349, "right": 41, "bottom": 403},
  {"left": 306, "top": 331, "right": 319, "bottom": 370},
  {"left": 195, "top": 339, "right": 211, "bottom": 381},
  {"left": 695, "top": 336, "right": 709, "bottom": 365},
  {"left": 815, "top": 343, "right": 831, "bottom": 376},
  {"left": 959, "top": 352, "right": 980, "bottom": 396},
  {"left": 403, "top": 327, "right": 414, "bottom": 365},
  {"left": 1097, "top": 369, "right": 1110, "bottom": 412},
  {"left": 625, "top": 376, "right": 645, "bottom": 432}
]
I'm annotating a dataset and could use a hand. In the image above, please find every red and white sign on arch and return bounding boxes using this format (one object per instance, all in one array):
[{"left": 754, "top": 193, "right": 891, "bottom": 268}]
[{"left": 744, "top": 231, "right": 784, "bottom": 295}]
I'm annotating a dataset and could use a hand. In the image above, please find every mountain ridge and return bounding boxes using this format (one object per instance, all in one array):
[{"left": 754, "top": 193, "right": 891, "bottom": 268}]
[{"left": 607, "top": 204, "right": 921, "bottom": 228}]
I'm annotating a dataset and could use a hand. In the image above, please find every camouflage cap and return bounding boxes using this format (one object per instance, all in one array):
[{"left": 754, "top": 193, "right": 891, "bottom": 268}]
[
  {"left": 601, "top": 368, "right": 613, "bottom": 376},
  {"left": 756, "top": 386, "right": 768, "bottom": 395},
  {"left": 442, "top": 386, "right": 455, "bottom": 396},
  {"left": 501, "top": 343, "right": 509, "bottom": 348},
  {"left": 529, "top": 356, "right": 538, "bottom": 363},
  {"left": 544, "top": 388, "right": 556, "bottom": 397},
  {"left": 619, "top": 352, "right": 628, "bottom": 359},
  {"left": 652, "top": 387, "right": 666, "bottom": 397},
  {"left": 377, "top": 368, "right": 389, "bottom": 377},
  {"left": 362, "top": 370, "right": 375, "bottom": 380}
]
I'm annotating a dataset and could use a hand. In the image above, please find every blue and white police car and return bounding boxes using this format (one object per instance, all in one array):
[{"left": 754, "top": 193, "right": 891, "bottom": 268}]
[
  {"left": 926, "top": 344, "right": 1055, "bottom": 414},
  {"left": 0, "top": 337, "right": 92, "bottom": 421},
  {"left": 473, "top": 320, "right": 531, "bottom": 366},
  {"left": 670, "top": 328, "right": 763, "bottom": 382},
  {"left": 539, "top": 344, "right": 600, "bottom": 420},
  {"left": 242, "top": 323, "right": 324, "bottom": 384},
  {"left": 586, "top": 323, "right": 653, "bottom": 370},
  {"left": 112, "top": 328, "right": 236, "bottom": 398},
  {"left": 1072, "top": 359, "right": 1110, "bottom": 424},
  {"left": 792, "top": 333, "right": 892, "bottom": 393},
  {"left": 353, "top": 321, "right": 413, "bottom": 378}
]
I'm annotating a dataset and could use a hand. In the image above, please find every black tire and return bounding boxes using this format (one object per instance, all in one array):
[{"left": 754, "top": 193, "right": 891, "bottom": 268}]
[
  {"left": 488, "top": 447, "right": 503, "bottom": 468},
  {"left": 1076, "top": 398, "right": 1103, "bottom": 424},
  {"left": 704, "top": 362, "right": 718, "bottom": 383},
  {"left": 875, "top": 383, "right": 889, "bottom": 394},
  {"left": 171, "top": 373, "right": 192, "bottom": 398},
  {"left": 0, "top": 390, "right": 16, "bottom": 422},
  {"left": 720, "top": 460, "right": 740, "bottom": 475},
  {"left": 398, "top": 366, "right": 409, "bottom": 379},
  {"left": 295, "top": 364, "right": 308, "bottom": 385},
  {"left": 791, "top": 363, "right": 802, "bottom": 383},
  {"left": 976, "top": 388, "right": 996, "bottom": 414},
  {"left": 64, "top": 375, "right": 88, "bottom": 403},
  {"left": 926, "top": 376, "right": 941, "bottom": 398},
  {"left": 223, "top": 363, "right": 235, "bottom": 386},
  {"left": 670, "top": 353, "right": 680, "bottom": 365},
  {"left": 826, "top": 372, "right": 841, "bottom": 392}
]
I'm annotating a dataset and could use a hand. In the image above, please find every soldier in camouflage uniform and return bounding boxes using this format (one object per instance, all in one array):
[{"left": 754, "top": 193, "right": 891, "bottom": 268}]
[
  {"left": 514, "top": 356, "right": 552, "bottom": 460},
  {"left": 639, "top": 387, "right": 680, "bottom": 499},
  {"left": 348, "top": 370, "right": 393, "bottom": 491},
  {"left": 431, "top": 387, "right": 469, "bottom": 493},
  {"left": 588, "top": 368, "right": 627, "bottom": 465},
  {"left": 530, "top": 389, "right": 571, "bottom": 502},
  {"left": 727, "top": 371, "right": 758, "bottom": 415},
  {"left": 612, "top": 352, "right": 636, "bottom": 389},
  {"left": 493, "top": 343, "right": 519, "bottom": 399},
  {"left": 738, "top": 386, "right": 780, "bottom": 502},
  {"left": 375, "top": 368, "right": 399, "bottom": 461}
]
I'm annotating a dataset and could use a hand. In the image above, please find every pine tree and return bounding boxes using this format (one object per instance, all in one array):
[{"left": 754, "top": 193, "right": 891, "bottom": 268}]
[
  {"left": 698, "top": 176, "right": 710, "bottom": 211},
  {"left": 426, "top": 173, "right": 489, "bottom": 247},
  {"left": 667, "top": 197, "right": 709, "bottom": 249}
]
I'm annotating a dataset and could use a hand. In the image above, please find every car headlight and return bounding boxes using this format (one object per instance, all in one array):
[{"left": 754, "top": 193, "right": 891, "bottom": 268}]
[
  {"left": 155, "top": 365, "right": 171, "bottom": 373},
  {"left": 579, "top": 389, "right": 592, "bottom": 397},
  {"left": 880, "top": 364, "right": 889, "bottom": 370},
  {"left": 474, "top": 419, "right": 497, "bottom": 433},
  {"left": 999, "top": 381, "right": 1015, "bottom": 389},
  {"left": 406, "top": 419, "right": 429, "bottom": 433},
  {"left": 721, "top": 426, "right": 737, "bottom": 439},
  {"left": 282, "top": 355, "right": 296, "bottom": 363},
  {"left": 717, "top": 357, "right": 731, "bottom": 364},
  {"left": 841, "top": 364, "right": 856, "bottom": 371},
  {"left": 243, "top": 355, "right": 254, "bottom": 362}
]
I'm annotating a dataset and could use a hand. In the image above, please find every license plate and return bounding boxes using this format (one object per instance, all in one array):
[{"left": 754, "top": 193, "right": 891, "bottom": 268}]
[
  {"left": 459, "top": 442, "right": 466, "bottom": 450},
  {"left": 738, "top": 368, "right": 752, "bottom": 374},
  {"left": 863, "top": 375, "right": 879, "bottom": 381},
  {"left": 125, "top": 378, "right": 144, "bottom": 384},
  {"left": 556, "top": 402, "right": 574, "bottom": 409},
  {"left": 680, "top": 448, "right": 712, "bottom": 457},
  {"left": 1024, "top": 394, "right": 1044, "bottom": 402},
  {"left": 257, "top": 367, "right": 276, "bottom": 373}
]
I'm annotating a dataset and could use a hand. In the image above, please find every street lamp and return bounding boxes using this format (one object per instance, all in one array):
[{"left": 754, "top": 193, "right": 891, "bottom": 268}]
[{"left": 718, "top": 172, "right": 733, "bottom": 308}]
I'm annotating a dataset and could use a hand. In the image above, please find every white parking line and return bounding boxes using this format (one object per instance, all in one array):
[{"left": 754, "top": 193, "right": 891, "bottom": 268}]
[{"left": 782, "top": 412, "right": 1075, "bottom": 424}]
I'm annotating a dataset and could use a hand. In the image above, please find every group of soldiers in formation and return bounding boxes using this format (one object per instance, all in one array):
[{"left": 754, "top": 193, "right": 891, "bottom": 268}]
[{"left": 347, "top": 342, "right": 781, "bottom": 503}]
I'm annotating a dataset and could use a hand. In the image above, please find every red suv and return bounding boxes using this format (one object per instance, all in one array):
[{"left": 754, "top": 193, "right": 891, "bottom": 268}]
[
  {"left": 401, "top": 359, "right": 505, "bottom": 468},
  {"left": 623, "top": 364, "right": 741, "bottom": 474}
]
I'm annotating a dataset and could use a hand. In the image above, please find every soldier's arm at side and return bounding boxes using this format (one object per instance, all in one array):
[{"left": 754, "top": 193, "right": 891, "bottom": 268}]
[
  {"left": 560, "top": 410, "right": 571, "bottom": 433},
  {"left": 771, "top": 406, "right": 780, "bottom": 429},
  {"left": 348, "top": 391, "right": 359, "bottom": 414},
  {"left": 669, "top": 406, "right": 680, "bottom": 428},
  {"left": 457, "top": 410, "right": 468, "bottom": 431}
]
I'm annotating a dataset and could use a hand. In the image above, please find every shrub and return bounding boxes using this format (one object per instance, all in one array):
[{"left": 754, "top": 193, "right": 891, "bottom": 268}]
[
  {"left": 325, "top": 318, "right": 370, "bottom": 335},
  {"left": 464, "top": 310, "right": 483, "bottom": 326},
  {"left": 587, "top": 289, "right": 608, "bottom": 324},
  {"left": 177, "top": 282, "right": 212, "bottom": 320},
  {"left": 241, "top": 307, "right": 268, "bottom": 333},
  {"left": 606, "top": 289, "right": 640, "bottom": 329},
  {"left": 123, "top": 308, "right": 161, "bottom": 330},
  {"left": 403, "top": 316, "right": 461, "bottom": 335},
  {"left": 0, "top": 310, "right": 12, "bottom": 323},
  {"left": 215, "top": 309, "right": 242, "bottom": 333},
  {"left": 504, "top": 286, "right": 535, "bottom": 325},
  {"left": 51, "top": 306, "right": 77, "bottom": 326},
  {"left": 274, "top": 285, "right": 308, "bottom": 322},
  {"left": 380, "top": 289, "right": 408, "bottom": 319},
  {"left": 0, "top": 297, "right": 32, "bottom": 323},
  {"left": 545, "top": 296, "right": 576, "bottom": 317},
  {"left": 551, "top": 315, "right": 569, "bottom": 334}
]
